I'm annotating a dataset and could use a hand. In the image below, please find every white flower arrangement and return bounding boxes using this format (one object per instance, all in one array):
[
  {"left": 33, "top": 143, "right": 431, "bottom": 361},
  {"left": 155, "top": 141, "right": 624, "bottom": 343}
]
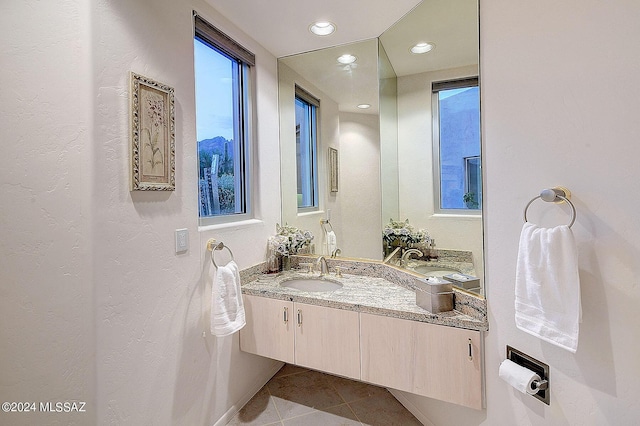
[{"left": 267, "top": 223, "right": 314, "bottom": 256}]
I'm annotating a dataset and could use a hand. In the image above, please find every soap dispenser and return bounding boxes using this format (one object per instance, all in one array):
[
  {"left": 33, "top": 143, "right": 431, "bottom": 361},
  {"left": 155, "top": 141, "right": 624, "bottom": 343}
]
[{"left": 428, "top": 239, "right": 438, "bottom": 260}]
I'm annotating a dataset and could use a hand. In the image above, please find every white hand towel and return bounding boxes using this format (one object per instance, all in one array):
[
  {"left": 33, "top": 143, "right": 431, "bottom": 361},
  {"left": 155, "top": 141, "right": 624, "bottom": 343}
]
[
  {"left": 515, "top": 223, "right": 581, "bottom": 352},
  {"left": 211, "top": 260, "right": 246, "bottom": 337},
  {"left": 326, "top": 230, "right": 337, "bottom": 255}
]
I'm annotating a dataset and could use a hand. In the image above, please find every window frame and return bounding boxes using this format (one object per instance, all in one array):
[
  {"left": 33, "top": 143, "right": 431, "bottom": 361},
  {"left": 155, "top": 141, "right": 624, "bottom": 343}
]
[
  {"left": 294, "top": 85, "right": 320, "bottom": 213},
  {"left": 464, "top": 155, "right": 482, "bottom": 209},
  {"left": 431, "top": 77, "right": 481, "bottom": 215},
  {"left": 194, "top": 14, "right": 255, "bottom": 227}
]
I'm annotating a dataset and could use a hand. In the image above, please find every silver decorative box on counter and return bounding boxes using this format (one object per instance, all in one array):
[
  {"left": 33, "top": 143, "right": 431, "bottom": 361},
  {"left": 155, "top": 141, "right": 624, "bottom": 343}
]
[
  {"left": 443, "top": 273, "right": 481, "bottom": 291},
  {"left": 415, "top": 277, "right": 454, "bottom": 313}
]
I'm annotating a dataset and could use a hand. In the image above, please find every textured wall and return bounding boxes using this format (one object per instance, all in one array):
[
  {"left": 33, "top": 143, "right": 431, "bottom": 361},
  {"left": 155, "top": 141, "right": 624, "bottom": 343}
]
[
  {"left": 91, "top": 0, "right": 281, "bottom": 424},
  {"left": 1, "top": 0, "right": 282, "bottom": 425},
  {"left": 0, "top": 1, "right": 95, "bottom": 424}
]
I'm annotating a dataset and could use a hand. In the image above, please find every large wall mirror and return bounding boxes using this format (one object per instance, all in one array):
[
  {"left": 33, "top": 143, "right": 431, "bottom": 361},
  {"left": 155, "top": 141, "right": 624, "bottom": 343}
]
[{"left": 277, "top": 0, "right": 484, "bottom": 296}]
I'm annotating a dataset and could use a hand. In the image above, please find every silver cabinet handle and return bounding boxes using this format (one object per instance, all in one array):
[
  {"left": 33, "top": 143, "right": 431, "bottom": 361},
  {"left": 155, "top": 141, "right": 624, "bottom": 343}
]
[
  {"left": 283, "top": 307, "right": 288, "bottom": 324},
  {"left": 468, "top": 338, "right": 473, "bottom": 361},
  {"left": 297, "top": 309, "right": 302, "bottom": 327}
]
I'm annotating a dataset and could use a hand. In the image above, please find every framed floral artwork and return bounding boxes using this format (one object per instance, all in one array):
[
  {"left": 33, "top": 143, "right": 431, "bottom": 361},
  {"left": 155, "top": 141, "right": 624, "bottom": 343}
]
[
  {"left": 329, "top": 147, "right": 339, "bottom": 192},
  {"left": 130, "top": 72, "right": 175, "bottom": 191}
]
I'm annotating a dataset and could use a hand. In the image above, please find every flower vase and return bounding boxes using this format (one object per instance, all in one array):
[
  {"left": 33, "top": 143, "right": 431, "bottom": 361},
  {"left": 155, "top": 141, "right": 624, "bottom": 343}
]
[
  {"left": 281, "top": 255, "right": 291, "bottom": 271},
  {"left": 267, "top": 253, "right": 280, "bottom": 274}
]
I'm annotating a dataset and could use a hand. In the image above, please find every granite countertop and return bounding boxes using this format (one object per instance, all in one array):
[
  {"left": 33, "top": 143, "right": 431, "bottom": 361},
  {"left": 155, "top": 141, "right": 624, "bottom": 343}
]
[{"left": 241, "top": 268, "right": 488, "bottom": 332}]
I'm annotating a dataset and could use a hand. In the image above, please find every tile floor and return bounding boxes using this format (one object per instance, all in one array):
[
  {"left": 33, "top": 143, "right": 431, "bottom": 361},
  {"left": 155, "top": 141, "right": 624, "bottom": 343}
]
[{"left": 227, "top": 364, "right": 422, "bottom": 426}]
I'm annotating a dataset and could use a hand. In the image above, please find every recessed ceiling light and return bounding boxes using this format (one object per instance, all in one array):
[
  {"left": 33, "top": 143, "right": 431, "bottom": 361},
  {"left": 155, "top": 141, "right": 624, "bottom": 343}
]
[
  {"left": 337, "top": 54, "right": 357, "bottom": 65},
  {"left": 410, "top": 42, "right": 436, "bottom": 54},
  {"left": 357, "top": 104, "right": 371, "bottom": 109},
  {"left": 309, "top": 21, "right": 336, "bottom": 36}
]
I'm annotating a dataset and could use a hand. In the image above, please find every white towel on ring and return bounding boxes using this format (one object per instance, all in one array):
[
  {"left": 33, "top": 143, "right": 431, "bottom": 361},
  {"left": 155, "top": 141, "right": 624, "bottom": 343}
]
[
  {"left": 211, "top": 260, "right": 245, "bottom": 337},
  {"left": 326, "top": 230, "right": 337, "bottom": 256},
  {"left": 515, "top": 223, "right": 581, "bottom": 352}
]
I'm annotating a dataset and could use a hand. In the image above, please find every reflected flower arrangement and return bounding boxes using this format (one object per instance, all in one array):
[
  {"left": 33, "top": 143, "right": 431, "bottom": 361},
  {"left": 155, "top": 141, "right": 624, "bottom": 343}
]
[{"left": 382, "top": 218, "right": 429, "bottom": 249}]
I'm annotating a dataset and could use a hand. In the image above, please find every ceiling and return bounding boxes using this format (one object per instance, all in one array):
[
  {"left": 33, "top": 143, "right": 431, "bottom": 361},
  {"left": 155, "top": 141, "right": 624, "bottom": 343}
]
[
  {"left": 208, "top": 0, "right": 479, "bottom": 115},
  {"left": 206, "top": 0, "right": 422, "bottom": 58}
]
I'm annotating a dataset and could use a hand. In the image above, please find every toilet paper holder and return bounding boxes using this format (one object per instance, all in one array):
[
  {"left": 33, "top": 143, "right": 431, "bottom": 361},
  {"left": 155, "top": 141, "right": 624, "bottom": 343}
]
[{"left": 507, "top": 346, "right": 550, "bottom": 405}]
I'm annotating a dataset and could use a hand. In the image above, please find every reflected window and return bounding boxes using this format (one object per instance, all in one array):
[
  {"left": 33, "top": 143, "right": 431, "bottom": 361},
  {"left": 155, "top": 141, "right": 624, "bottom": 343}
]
[
  {"left": 294, "top": 86, "right": 319, "bottom": 210},
  {"left": 432, "top": 78, "right": 481, "bottom": 212},
  {"left": 194, "top": 16, "right": 254, "bottom": 225}
]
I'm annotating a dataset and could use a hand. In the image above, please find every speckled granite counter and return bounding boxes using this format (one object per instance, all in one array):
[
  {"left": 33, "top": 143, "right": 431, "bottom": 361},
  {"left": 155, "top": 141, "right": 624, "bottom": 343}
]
[{"left": 240, "top": 258, "right": 488, "bottom": 332}]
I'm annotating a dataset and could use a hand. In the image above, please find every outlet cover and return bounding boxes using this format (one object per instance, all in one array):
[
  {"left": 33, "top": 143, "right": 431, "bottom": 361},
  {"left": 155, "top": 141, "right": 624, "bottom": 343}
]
[{"left": 175, "top": 228, "right": 189, "bottom": 253}]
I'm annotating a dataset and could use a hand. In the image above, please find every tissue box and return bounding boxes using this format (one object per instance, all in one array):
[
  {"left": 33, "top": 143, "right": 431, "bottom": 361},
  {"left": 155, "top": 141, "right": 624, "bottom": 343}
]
[
  {"left": 443, "top": 273, "right": 480, "bottom": 290},
  {"left": 415, "top": 277, "right": 454, "bottom": 313}
]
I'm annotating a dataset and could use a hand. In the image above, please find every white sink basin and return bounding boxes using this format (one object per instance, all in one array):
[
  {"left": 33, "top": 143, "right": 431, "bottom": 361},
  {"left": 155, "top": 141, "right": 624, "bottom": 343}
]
[
  {"left": 412, "top": 265, "right": 459, "bottom": 277},
  {"left": 281, "top": 278, "right": 343, "bottom": 292}
]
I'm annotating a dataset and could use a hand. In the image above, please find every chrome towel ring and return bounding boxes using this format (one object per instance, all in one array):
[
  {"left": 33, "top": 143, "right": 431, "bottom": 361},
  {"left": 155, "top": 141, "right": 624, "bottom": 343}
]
[
  {"left": 523, "top": 187, "right": 576, "bottom": 228},
  {"left": 206, "top": 238, "right": 235, "bottom": 268}
]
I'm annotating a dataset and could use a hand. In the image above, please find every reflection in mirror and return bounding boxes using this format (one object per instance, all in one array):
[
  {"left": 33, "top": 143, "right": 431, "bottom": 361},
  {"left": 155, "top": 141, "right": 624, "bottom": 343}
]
[
  {"left": 278, "top": 39, "right": 383, "bottom": 261},
  {"left": 277, "top": 0, "right": 484, "bottom": 296},
  {"left": 379, "top": 40, "right": 399, "bottom": 223}
]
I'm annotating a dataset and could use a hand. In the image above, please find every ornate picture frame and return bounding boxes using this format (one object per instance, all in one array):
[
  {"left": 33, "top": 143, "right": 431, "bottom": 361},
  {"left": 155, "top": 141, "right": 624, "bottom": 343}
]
[
  {"left": 130, "top": 72, "right": 175, "bottom": 191},
  {"left": 329, "top": 147, "right": 339, "bottom": 192}
]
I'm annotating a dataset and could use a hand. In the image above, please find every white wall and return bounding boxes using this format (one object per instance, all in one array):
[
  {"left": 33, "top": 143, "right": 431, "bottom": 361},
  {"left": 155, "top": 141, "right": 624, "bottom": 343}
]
[
  {"left": 397, "top": 65, "right": 484, "bottom": 279},
  {"left": 0, "top": 1, "right": 95, "bottom": 424},
  {"left": 1, "top": 0, "right": 282, "bottom": 425},
  {"left": 338, "top": 112, "right": 383, "bottom": 260},
  {"left": 397, "top": 0, "right": 640, "bottom": 424}
]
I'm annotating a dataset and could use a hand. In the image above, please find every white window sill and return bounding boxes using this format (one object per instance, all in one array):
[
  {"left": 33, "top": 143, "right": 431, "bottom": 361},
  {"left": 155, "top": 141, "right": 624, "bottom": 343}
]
[{"left": 199, "top": 218, "right": 263, "bottom": 232}]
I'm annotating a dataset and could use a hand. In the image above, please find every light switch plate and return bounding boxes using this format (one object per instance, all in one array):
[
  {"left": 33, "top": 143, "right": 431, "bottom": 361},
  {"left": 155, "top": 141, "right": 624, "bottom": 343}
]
[{"left": 175, "top": 228, "right": 189, "bottom": 253}]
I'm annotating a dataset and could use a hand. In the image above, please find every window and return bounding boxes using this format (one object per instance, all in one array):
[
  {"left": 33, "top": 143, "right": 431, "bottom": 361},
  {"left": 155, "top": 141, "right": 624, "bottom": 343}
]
[
  {"left": 294, "top": 86, "right": 319, "bottom": 210},
  {"left": 194, "top": 15, "right": 255, "bottom": 225},
  {"left": 432, "top": 77, "right": 481, "bottom": 212}
]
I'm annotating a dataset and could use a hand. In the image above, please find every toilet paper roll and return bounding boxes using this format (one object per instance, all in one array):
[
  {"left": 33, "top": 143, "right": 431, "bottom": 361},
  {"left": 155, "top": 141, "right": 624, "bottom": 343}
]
[{"left": 499, "top": 359, "right": 542, "bottom": 395}]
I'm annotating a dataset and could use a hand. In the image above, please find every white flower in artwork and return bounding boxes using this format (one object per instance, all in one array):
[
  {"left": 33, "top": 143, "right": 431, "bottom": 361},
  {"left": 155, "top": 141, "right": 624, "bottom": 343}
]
[{"left": 142, "top": 91, "right": 165, "bottom": 173}]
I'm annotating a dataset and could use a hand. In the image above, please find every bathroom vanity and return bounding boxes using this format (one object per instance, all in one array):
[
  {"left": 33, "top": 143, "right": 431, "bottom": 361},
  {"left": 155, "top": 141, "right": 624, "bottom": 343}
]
[{"left": 238, "top": 259, "right": 487, "bottom": 409}]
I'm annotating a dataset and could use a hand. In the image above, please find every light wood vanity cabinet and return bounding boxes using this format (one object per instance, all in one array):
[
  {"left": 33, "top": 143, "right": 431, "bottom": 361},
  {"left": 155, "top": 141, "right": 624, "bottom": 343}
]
[
  {"left": 293, "top": 302, "right": 360, "bottom": 379},
  {"left": 360, "top": 313, "right": 483, "bottom": 410},
  {"left": 241, "top": 294, "right": 483, "bottom": 409},
  {"left": 240, "top": 295, "right": 295, "bottom": 364},
  {"left": 240, "top": 294, "right": 361, "bottom": 380}
]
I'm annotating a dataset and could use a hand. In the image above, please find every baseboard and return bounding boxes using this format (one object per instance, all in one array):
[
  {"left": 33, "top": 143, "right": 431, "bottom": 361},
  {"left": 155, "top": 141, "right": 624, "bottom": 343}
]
[
  {"left": 212, "top": 361, "right": 284, "bottom": 426},
  {"left": 388, "top": 389, "right": 436, "bottom": 426}
]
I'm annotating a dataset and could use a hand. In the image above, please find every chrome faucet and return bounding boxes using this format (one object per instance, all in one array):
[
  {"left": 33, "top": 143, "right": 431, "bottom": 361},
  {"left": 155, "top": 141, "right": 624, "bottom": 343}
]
[
  {"left": 316, "top": 256, "right": 329, "bottom": 276},
  {"left": 383, "top": 246, "right": 402, "bottom": 265},
  {"left": 400, "top": 249, "right": 423, "bottom": 267}
]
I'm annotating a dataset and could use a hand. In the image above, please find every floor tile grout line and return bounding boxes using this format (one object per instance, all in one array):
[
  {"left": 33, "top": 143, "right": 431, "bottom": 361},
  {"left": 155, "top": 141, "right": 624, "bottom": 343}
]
[
  {"left": 266, "top": 385, "right": 284, "bottom": 424},
  {"left": 327, "top": 375, "right": 350, "bottom": 407},
  {"left": 325, "top": 373, "right": 388, "bottom": 407},
  {"left": 345, "top": 399, "right": 366, "bottom": 425}
]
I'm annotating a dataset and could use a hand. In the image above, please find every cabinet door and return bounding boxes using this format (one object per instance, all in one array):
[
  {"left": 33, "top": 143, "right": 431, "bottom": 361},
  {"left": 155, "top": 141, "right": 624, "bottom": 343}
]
[
  {"left": 240, "top": 294, "right": 295, "bottom": 364},
  {"left": 360, "top": 313, "right": 483, "bottom": 409},
  {"left": 294, "top": 302, "right": 361, "bottom": 380}
]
